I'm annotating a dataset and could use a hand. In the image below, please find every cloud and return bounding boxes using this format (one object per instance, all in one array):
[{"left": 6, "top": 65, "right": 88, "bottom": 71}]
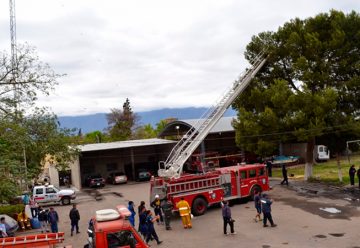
[{"left": 0, "top": 0, "right": 358, "bottom": 115}]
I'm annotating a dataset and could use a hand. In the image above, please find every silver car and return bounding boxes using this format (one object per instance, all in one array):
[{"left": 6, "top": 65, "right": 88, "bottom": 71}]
[
  {"left": 0, "top": 214, "right": 18, "bottom": 235},
  {"left": 108, "top": 172, "right": 128, "bottom": 184}
]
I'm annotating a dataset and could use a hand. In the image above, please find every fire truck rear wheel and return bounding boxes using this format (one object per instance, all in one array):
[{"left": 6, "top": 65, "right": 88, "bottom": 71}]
[{"left": 192, "top": 197, "right": 207, "bottom": 216}]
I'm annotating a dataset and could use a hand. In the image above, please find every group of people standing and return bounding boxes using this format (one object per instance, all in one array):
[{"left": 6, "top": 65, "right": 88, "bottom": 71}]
[
  {"left": 20, "top": 193, "right": 80, "bottom": 235},
  {"left": 130, "top": 198, "right": 164, "bottom": 245},
  {"left": 20, "top": 194, "right": 60, "bottom": 233},
  {"left": 128, "top": 195, "right": 193, "bottom": 245},
  {"left": 349, "top": 164, "right": 360, "bottom": 188},
  {"left": 221, "top": 190, "right": 277, "bottom": 236}
]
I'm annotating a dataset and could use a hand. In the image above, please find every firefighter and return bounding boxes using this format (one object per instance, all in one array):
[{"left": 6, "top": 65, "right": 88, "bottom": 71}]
[
  {"left": 161, "top": 197, "right": 173, "bottom": 230},
  {"left": 176, "top": 197, "right": 192, "bottom": 229},
  {"left": 17, "top": 210, "right": 31, "bottom": 230},
  {"left": 151, "top": 195, "right": 164, "bottom": 224}
]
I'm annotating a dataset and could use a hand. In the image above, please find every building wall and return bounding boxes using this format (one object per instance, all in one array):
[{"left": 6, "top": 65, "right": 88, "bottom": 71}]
[
  {"left": 48, "top": 164, "right": 59, "bottom": 187},
  {"left": 69, "top": 157, "right": 81, "bottom": 190}
]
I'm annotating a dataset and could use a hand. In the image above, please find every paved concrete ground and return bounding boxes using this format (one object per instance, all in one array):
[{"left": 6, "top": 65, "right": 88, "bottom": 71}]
[{"left": 33, "top": 179, "right": 360, "bottom": 247}]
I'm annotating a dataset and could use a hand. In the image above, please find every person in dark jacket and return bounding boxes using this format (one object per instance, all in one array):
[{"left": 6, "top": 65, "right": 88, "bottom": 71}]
[
  {"left": 261, "top": 194, "right": 277, "bottom": 227},
  {"left": 138, "top": 201, "right": 146, "bottom": 233},
  {"left": 48, "top": 207, "right": 59, "bottom": 233},
  {"left": 38, "top": 207, "right": 49, "bottom": 233},
  {"left": 280, "top": 164, "right": 289, "bottom": 185},
  {"left": 266, "top": 160, "right": 273, "bottom": 177},
  {"left": 161, "top": 197, "right": 173, "bottom": 230},
  {"left": 349, "top": 165, "right": 356, "bottom": 186},
  {"left": 221, "top": 201, "right": 235, "bottom": 235},
  {"left": 150, "top": 195, "right": 163, "bottom": 224},
  {"left": 128, "top": 201, "right": 136, "bottom": 227},
  {"left": 69, "top": 204, "right": 80, "bottom": 236},
  {"left": 145, "top": 210, "right": 162, "bottom": 245},
  {"left": 138, "top": 207, "right": 148, "bottom": 238},
  {"left": 253, "top": 190, "right": 262, "bottom": 222}
]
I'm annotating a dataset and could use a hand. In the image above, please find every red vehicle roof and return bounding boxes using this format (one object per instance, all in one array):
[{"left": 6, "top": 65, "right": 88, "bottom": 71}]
[{"left": 94, "top": 218, "right": 131, "bottom": 232}]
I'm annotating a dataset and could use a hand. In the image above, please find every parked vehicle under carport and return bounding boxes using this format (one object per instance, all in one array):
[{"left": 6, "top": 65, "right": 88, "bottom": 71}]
[{"left": 107, "top": 172, "right": 128, "bottom": 184}]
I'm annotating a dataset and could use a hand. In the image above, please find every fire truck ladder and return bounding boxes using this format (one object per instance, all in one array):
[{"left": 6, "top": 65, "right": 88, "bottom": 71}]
[
  {"left": 158, "top": 51, "right": 267, "bottom": 179},
  {"left": 0, "top": 232, "right": 65, "bottom": 247},
  {"left": 167, "top": 176, "right": 221, "bottom": 195}
]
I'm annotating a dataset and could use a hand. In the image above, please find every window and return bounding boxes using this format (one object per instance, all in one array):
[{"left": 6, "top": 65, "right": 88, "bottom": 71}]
[
  {"left": 46, "top": 187, "right": 56, "bottom": 194},
  {"left": 319, "top": 147, "right": 324, "bottom": 152},
  {"left": 249, "top": 169, "right": 256, "bottom": 178},
  {"left": 259, "top": 168, "right": 265, "bottom": 176},
  {"left": 240, "top": 171, "right": 247, "bottom": 179},
  {"left": 35, "top": 188, "right": 43, "bottom": 194},
  {"left": 107, "top": 231, "right": 137, "bottom": 248}
]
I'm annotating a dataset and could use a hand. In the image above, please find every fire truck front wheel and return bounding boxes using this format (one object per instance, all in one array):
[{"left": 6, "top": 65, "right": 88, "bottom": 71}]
[{"left": 192, "top": 197, "right": 208, "bottom": 216}]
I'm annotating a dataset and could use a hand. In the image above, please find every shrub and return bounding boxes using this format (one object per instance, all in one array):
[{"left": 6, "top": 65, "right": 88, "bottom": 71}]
[{"left": 0, "top": 204, "right": 24, "bottom": 218}]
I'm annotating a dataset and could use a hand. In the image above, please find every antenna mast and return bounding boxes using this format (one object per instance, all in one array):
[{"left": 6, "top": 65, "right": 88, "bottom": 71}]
[{"left": 9, "top": 0, "right": 17, "bottom": 73}]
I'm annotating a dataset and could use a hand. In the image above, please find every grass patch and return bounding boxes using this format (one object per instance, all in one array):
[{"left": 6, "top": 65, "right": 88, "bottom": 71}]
[{"left": 272, "top": 155, "right": 360, "bottom": 186}]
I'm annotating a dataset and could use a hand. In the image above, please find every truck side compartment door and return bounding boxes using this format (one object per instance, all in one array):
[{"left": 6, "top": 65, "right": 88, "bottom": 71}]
[
  {"left": 220, "top": 173, "right": 232, "bottom": 197},
  {"left": 240, "top": 170, "right": 250, "bottom": 196}
]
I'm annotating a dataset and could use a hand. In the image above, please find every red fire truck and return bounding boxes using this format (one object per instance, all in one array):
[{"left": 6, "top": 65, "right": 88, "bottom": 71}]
[
  {"left": 150, "top": 52, "right": 269, "bottom": 215},
  {"left": 151, "top": 163, "right": 269, "bottom": 215}
]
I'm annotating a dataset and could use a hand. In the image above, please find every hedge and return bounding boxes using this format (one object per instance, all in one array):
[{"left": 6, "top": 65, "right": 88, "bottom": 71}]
[{"left": 0, "top": 204, "right": 24, "bottom": 218}]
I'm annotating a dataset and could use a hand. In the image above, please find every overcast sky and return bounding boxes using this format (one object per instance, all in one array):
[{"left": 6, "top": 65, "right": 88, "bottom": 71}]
[{"left": 0, "top": 1, "right": 358, "bottom": 116}]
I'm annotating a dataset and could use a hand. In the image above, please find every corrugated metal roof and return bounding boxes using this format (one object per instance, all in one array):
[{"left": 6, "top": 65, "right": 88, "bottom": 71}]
[
  {"left": 180, "top": 116, "right": 236, "bottom": 133},
  {"left": 79, "top": 138, "right": 177, "bottom": 152}
]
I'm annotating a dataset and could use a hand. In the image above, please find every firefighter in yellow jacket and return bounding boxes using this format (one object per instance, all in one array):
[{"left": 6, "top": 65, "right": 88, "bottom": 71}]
[{"left": 176, "top": 197, "right": 192, "bottom": 229}]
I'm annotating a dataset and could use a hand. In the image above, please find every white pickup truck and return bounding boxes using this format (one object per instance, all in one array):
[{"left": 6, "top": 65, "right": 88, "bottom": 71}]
[{"left": 33, "top": 185, "right": 76, "bottom": 205}]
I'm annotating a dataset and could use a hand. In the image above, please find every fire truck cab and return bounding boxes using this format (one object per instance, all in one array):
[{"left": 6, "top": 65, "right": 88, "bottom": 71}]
[
  {"left": 85, "top": 205, "right": 148, "bottom": 248},
  {"left": 150, "top": 163, "right": 269, "bottom": 216}
]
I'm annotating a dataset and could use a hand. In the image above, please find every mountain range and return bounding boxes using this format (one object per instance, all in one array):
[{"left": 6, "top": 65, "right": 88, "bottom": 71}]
[{"left": 58, "top": 107, "right": 237, "bottom": 134}]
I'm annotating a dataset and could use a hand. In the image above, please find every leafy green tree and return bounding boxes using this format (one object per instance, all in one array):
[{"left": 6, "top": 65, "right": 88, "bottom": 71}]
[
  {"left": 0, "top": 109, "right": 79, "bottom": 188},
  {"left": 0, "top": 44, "right": 77, "bottom": 201},
  {"left": 106, "top": 98, "right": 139, "bottom": 141},
  {"left": 0, "top": 44, "right": 60, "bottom": 115},
  {"left": 233, "top": 10, "right": 360, "bottom": 180},
  {"left": 0, "top": 102, "right": 79, "bottom": 201},
  {"left": 81, "top": 130, "right": 110, "bottom": 144},
  {"left": 133, "top": 124, "right": 157, "bottom": 139}
]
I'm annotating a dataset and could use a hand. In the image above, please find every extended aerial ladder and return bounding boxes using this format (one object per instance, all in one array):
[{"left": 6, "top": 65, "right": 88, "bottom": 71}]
[
  {"left": 158, "top": 52, "right": 267, "bottom": 179},
  {"left": 0, "top": 232, "right": 67, "bottom": 247}
]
